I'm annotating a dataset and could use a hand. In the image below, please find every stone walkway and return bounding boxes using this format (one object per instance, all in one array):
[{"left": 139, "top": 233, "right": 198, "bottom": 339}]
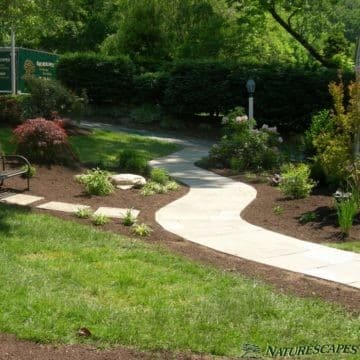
[
  {"left": 150, "top": 143, "right": 360, "bottom": 290},
  {"left": 0, "top": 195, "right": 139, "bottom": 220}
]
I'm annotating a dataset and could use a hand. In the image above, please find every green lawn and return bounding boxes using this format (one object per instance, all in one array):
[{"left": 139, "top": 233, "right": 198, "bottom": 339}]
[
  {"left": 328, "top": 241, "right": 360, "bottom": 254},
  {"left": 0, "top": 127, "right": 180, "bottom": 166},
  {"left": 69, "top": 129, "right": 180, "bottom": 167},
  {"left": 0, "top": 204, "right": 359, "bottom": 358}
]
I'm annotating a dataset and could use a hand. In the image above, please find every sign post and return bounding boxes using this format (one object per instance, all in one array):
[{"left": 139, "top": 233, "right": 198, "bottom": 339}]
[{"left": 11, "top": 27, "right": 16, "bottom": 95}]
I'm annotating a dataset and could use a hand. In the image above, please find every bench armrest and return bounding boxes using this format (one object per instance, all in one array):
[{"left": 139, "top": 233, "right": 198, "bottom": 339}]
[{"left": 1, "top": 155, "right": 31, "bottom": 173}]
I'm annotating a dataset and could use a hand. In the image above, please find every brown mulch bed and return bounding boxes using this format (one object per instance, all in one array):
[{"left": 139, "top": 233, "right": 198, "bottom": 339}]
[
  {"left": 1, "top": 164, "right": 360, "bottom": 359},
  {"left": 211, "top": 169, "right": 360, "bottom": 243}
]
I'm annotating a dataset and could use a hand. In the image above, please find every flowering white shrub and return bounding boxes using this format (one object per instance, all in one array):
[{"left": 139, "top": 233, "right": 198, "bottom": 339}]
[{"left": 209, "top": 107, "right": 283, "bottom": 171}]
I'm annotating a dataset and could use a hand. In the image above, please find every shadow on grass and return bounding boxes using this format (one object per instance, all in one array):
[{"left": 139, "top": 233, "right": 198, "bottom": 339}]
[{"left": 0, "top": 203, "right": 31, "bottom": 236}]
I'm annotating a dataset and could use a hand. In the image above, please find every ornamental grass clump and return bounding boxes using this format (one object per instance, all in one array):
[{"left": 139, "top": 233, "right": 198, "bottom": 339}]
[
  {"left": 335, "top": 197, "right": 358, "bottom": 237},
  {"left": 279, "top": 163, "right": 316, "bottom": 199},
  {"left": 13, "top": 118, "right": 74, "bottom": 164},
  {"left": 76, "top": 168, "right": 114, "bottom": 196}
]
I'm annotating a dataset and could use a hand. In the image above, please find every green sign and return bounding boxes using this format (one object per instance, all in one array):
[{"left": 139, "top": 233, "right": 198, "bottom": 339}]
[
  {"left": 0, "top": 50, "right": 11, "bottom": 93},
  {"left": 0, "top": 47, "right": 59, "bottom": 94}
]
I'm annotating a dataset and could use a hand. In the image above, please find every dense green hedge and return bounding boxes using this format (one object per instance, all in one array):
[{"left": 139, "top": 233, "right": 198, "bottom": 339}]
[
  {"left": 163, "top": 61, "right": 355, "bottom": 132},
  {"left": 56, "top": 53, "right": 134, "bottom": 104},
  {"left": 164, "top": 60, "right": 230, "bottom": 117},
  {"left": 133, "top": 71, "right": 169, "bottom": 104},
  {"left": 56, "top": 54, "right": 355, "bottom": 133}
]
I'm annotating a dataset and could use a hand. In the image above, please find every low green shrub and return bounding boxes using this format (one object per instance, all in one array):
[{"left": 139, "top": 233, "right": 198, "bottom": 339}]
[
  {"left": 75, "top": 208, "right": 92, "bottom": 219},
  {"left": 76, "top": 168, "right": 114, "bottom": 196},
  {"left": 150, "top": 168, "right": 169, "bottom": 185},
  {"left": 164, "top": 180, "right": 180, "bottom": 191},
  {"left": 299, "top": 211, "right": 317, "bottom": 224},
  {"left": 279, "top": 163, "right": 316, "bottom": 199},
  {"left": 122, "top": 209, "right": 137, "bottom": 226},
  {"left": 335, "top": 197, "right": 358, "bottom": 237},
  {"left": 117, "top": 149, "right": 150, "bottom": 175},
  {"left": 20, "top": 165, "right": 36, "bottom": 179},
  {"left": 132, "top": 223, "right": 152, "bottom": 236},
  {"left": 273, "top": 205, "right": 284, "bottom": 215},
  {"left": 91, "top": 214, "right": 109, "bottom": 226}
]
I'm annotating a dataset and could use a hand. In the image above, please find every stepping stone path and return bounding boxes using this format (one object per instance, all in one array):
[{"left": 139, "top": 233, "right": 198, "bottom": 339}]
[
  {"left": 37, "top": 201, "right": 90, "bottom": 213},
  {"left": 1, "top": 194, "right": 44, "bottom": 206},
  {"left": 94, "top": 207, "right": 140, "bottom": 219}
]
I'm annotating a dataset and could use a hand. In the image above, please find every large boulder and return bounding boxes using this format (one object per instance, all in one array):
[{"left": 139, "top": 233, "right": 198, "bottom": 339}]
[{"left": 109, "top": 174, "right": 146, "bottom": 188}]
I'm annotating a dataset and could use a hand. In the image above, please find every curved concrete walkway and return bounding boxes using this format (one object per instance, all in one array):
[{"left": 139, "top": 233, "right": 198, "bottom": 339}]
[
  {"left": 151, "top": 144, "right": 360, "bottom": 290},
  {"left": 81, "top": 122, "right": 360, "bottom": 289}
]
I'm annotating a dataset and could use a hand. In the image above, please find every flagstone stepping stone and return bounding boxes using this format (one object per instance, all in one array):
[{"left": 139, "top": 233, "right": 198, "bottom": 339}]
[
  {"left": 0, "top": 194, "right": 44, "bottom": 206},
  {"left": 94, "top": 207, "right": 140, "bottom": 219},
  {"left": 109, "top": 174, "right": 146, "bottom": 187},
  {"left": 37, "top": 201, "right": 90, "bottom": 213}
]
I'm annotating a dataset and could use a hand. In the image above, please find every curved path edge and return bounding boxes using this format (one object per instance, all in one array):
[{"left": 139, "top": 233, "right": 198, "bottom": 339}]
[
  {"left": 150, "top": 144, "right": 360, "bottom": 290},
  {"left": 80, "top": 122, "right": 360, "bottom": 290}
]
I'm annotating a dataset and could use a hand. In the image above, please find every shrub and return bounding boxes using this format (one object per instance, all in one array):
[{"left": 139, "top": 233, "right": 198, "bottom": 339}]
[
  {"left": 0, "top": 95, "right": 22, "bottom": 125},
  {"left": 76, "top": 168, "right": 114, "bottom": 196},
  {"left": 299, "top": 211, "right": 317, "bottom": 224},
  {"left": 335, "top": 197, "right": 358, "bottom": 237},
  {"left": 150, "top": 168, "right": 169, "bottom": 185},
  {"left": 91, "top": 214, "right": 109, "bottom": 226},
  {"left": 75, "top": 208, "right": 92, "bottom": 219},
  {"left": 56, "top": 53, "right": 134, "bottom": 104},
  {"left": 208, "top": 108, "right": 282, "bottom": 171},
  {"left": 279, "top": 163, "right": 316, "bottom": 199},
  {"left": 117, "top": 149, "right": 150, "bottom": 175},
  {"left": 311, "top": 78, "right": 359, "bottom": 185},
  {"left": 132, "top": 223, "right": 152, "bottom": 236},
  {"left": 122, "top": 209, "right": 137, "bottom": 226},
  {"left": 13, "top": 118, "right": 74, "bottom": 164},
  {"left": 23, "top": 76, "right": 85, "bottom": 120},
  {"left": 20, "top": 165, "right": 36, "bottom": 179},
  {"left": 304, "top": 109, "right": 333, "bottom": 156},
  {"left": 273, "top": 205, "right": 284, "bottom": 215},
  {"left": 133, "top": 72, "right": 168, "bottom": 104}
]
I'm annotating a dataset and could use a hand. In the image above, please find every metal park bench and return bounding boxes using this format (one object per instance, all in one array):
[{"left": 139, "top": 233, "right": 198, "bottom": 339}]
[{"left": 0, "top": 155, "right": 31, "bottom": 190}]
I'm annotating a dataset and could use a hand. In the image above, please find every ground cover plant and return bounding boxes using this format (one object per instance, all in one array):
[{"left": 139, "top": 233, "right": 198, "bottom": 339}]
[
  {"left": 0, "top": 204, "right": 359, "bottom": 357},
  {"left": 75, "top": 168, "right": 115, "bottom": 196},
  {"left": 141, "top": 168, "right": 180, "bottom": 196}
]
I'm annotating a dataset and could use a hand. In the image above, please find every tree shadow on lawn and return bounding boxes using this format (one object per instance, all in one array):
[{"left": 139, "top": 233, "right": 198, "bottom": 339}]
[{"left": 0, "top": 203, "right": 31, "bottom": 236}]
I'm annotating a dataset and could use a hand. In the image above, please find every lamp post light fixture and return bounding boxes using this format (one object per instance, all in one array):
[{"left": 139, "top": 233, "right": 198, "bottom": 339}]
[{"left": 246, "top": 79, "right": 256, "bottom": 121}]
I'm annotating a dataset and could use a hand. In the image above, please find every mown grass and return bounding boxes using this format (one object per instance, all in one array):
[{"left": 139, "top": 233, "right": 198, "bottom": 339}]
[
  {"left": 328, "top": 241, "right": 360, "bottom": 254},
  {"left": 0, "top": 127, "right": 180, "bottom": 167},
  {"left": 0, "top": 204, "right": 359, "bottom": 358},
  {"left": 69, "top": 129, "right": 180, "bottom": 167}
]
